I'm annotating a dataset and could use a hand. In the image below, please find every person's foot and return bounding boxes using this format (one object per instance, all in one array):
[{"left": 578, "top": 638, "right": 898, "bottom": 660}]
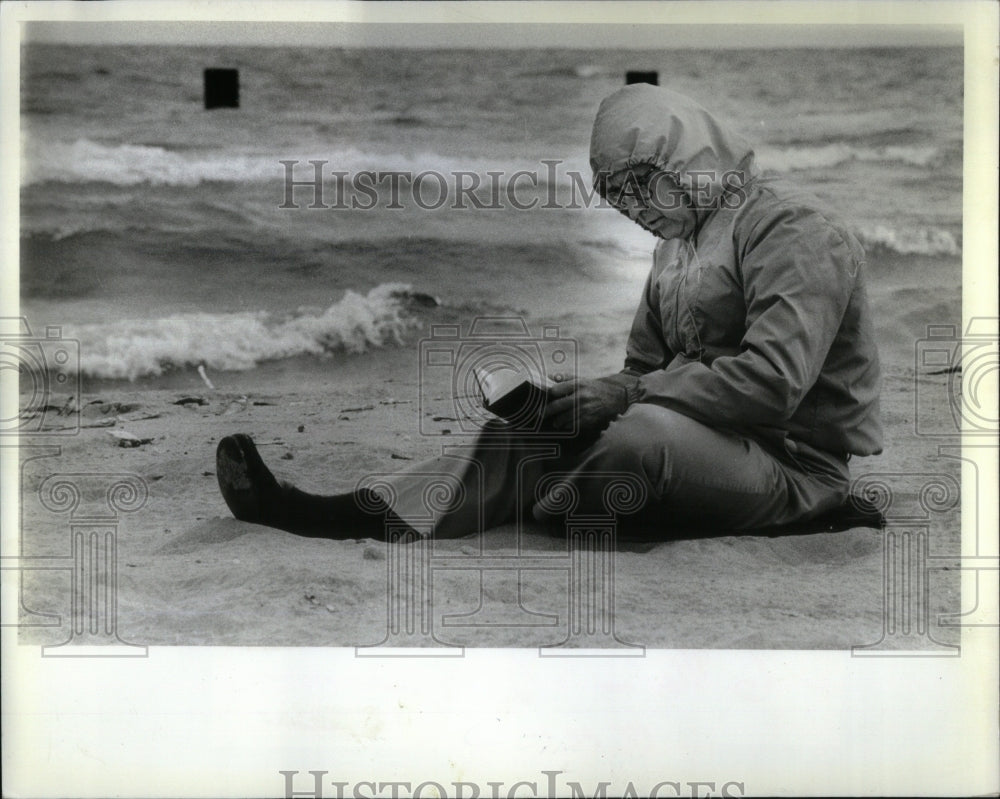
[
  {"left": 216, "top": 433, "right": 418, "bottom": 540},
  {"left": 216, "top": 433, "right": 284, "bottom": 525}
]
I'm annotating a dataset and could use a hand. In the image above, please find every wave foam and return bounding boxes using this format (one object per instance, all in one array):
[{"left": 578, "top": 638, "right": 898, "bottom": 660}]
[
  {"left": 856, "top": 225, "right": 961, "bottom": 257},
  {"left": 22, "top": 139, "right": 280, "bottom": 187},
  {"left": 757, "top": 142, "right": 939, "bottom": 172},
  {"left": 21, "top": 138, "right": 522, "bottom": 188},
  {"left": 24, "top": 137, "right": 942, "bottom": 189},
  {"left": 69, "top": 283, "right": 418, "bottom": 380}
]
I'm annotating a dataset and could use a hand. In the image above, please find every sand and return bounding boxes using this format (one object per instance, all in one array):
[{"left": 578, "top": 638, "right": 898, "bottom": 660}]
[{"left": 15, "top": 290, "right": 963, "bottom": 651}]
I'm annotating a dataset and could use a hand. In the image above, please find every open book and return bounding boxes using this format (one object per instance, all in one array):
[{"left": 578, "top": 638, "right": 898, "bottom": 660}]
[{"left": 473, "top": 365, "right": 556, "bottom": 425}]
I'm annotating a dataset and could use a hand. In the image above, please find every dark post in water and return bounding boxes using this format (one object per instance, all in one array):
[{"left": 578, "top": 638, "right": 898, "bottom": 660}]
[
  {"left": 204, "top": 68, "right": 239, "bottom": 109},
  {"left": 625, "top": 70, "right": 659, "bottom": 86}
]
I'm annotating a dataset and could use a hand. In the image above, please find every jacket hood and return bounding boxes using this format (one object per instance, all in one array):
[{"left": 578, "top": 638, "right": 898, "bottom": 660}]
[{"left": 590, "top": 84, "right": 758, "bottom": 215}]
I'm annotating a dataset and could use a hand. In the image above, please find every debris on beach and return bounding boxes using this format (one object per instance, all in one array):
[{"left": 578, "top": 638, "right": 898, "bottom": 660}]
[
  {"left": 390, "top": 453, "right": 412, "bottom": 460},
  {"left": 123, "top": 412, "right": 161, "bottom": 422},
  {"left": 16, "top": 403, "right": 60, "bottom": 424},
  {"left": 82, "top": 400, "right": 141, "bottom": 417},
  {"left": 217, "top": 396, "right": 248, "bottom": 415},
  {"left": 174, "top": 396, "right": 208, "bottom": 407},
  {"left": 20, "top": 396, "right": 163, "bottom": 431},
  {"left": 59, "top": 396, "right": 80, "bottom": 416},
  {"left": 340, "top": 404, "right": 375, "bottom": 413},
  {"left": 76, "top": 401, "right": 159, "bottom": 425},
  {"left": 78, "top": 419, "right": 117, "bottom": 429},
  {"left": 197, "top": 364, "right": 215, "bottom": 390},
  {"left": 28, "top": 396, "right": 82, "bottom": 418},
  {"left": 109, "top": 429, "right": 153, "bottom": 448}
]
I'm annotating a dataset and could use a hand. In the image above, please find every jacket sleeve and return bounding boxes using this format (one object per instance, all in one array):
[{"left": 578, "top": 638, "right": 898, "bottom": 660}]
[
  {"left": 620, "top": 262, "right": 673, "bottom": 377},
  {"left": 632, "top": 205, "right": 858, "bottom": 429}
]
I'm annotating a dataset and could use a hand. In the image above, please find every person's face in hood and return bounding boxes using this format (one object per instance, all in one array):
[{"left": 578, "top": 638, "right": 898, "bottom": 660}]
[
  {"left": 601, "top": 164, "right": 698, "bottom": 241},
  {"left": 590, "top": 84, "right": 757, "bottom": 240}
]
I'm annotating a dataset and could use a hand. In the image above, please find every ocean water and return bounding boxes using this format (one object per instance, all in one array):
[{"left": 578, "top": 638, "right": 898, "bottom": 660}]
[{"left": 19, "top": 44, "right": 963, "bottom": 380}]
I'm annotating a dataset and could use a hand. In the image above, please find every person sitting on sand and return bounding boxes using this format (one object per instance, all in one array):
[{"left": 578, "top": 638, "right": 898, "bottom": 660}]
[{"left": 216, "top": 84, "right": 882, "bottom": 541}]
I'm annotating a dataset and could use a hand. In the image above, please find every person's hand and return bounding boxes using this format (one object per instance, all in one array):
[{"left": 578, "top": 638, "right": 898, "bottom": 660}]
[{"left": 543, "top": 377, "right": 630, "bottom": 433}]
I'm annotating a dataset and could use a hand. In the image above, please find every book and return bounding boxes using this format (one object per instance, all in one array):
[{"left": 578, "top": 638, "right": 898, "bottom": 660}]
[{"left": 473, "top": 365, "right": 556, "bottom": 425}]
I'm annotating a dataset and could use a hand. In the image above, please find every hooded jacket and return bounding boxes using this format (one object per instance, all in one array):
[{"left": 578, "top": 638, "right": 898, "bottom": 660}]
[{"left": 591, "top": 85, "right": 883, "bottom": 457}]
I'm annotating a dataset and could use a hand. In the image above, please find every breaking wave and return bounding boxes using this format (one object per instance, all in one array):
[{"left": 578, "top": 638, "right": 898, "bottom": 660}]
[
  {"left": 67, "top": 283, "right": 420, "bottom": 380},
  {"left": 855, "top": 225, "right": 961, "bottom": 257},
  {"left": 757, "top": 142, "right": 941, "bottom": 172}
]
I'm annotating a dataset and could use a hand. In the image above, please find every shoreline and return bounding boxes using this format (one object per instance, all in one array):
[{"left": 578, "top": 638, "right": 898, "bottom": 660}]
[
  {"left": 13, "top": 244, "right": 965, "bottom": 650},
  {"left": 15, "top": 312, "right": 962, "bottom": 649}
]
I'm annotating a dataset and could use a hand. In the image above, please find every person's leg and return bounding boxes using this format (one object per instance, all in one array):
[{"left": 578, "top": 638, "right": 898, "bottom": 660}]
[
  {"left": 216, "top": 427, "right": 572, "bottom": 540},
  {"left": 531, "top": 404, "right": 850, "bottom": 534},
  {"left": 216, "top": 434, "right": 415, "bottom": 540},
  {"left": 377, "top": 431, "right": 570, "bottom": 538}
]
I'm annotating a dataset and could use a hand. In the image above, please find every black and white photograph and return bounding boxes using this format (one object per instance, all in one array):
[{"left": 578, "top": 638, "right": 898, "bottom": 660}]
[{"left": 2, "top": 2, "right": 997, "bottom": 797}]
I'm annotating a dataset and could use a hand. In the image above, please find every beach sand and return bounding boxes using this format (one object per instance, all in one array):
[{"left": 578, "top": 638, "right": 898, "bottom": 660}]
[{"left": 15, "top": 254, "right": 964, "bottom": 651}]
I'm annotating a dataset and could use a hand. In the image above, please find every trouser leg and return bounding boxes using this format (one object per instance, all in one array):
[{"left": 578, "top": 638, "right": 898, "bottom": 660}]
[
  {"left": 222, "top": 405, "right": 851, "bottom": 541},
  {"left": 379, "top": 423, "right": 574, "bottom": 539},
  {"left": 532, "top": 404, "right": 850, "bottom": 533},
  {"left": 217, "top": 427, "right": 573, "bottom": 541}
]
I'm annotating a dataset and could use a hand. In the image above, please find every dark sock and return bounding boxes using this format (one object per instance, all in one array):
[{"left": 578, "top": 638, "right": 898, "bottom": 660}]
[
  {"left": 275, "top": 486, "right": 403, "bottom": 540},
  {"left": 216, "top": 434, "right": 415, "bottom": 541}
]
